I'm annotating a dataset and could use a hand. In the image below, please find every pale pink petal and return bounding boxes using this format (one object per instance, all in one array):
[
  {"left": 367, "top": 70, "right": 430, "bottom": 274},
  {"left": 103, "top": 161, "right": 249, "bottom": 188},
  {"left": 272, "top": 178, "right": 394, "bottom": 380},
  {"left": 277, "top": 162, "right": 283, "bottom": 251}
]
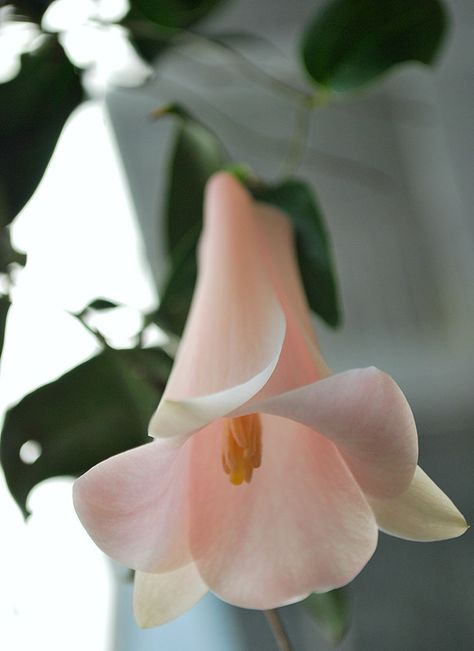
[
  {"left": 247, "top": 203, "right": 330, "bottom": 400},
  {"left": 149, "top": 172, "right": 285, "bottom": 440},
  {"left": 255, "top": 203, "right": 317, "bottom": 346},
  {"left": 73, "top": 439, "right": 192, "bottom": 572},
  {"left": 187, "top": 416, "right": 378, "bottom": 609},
  {"left": 242, "top": 367, "right": 418, "bottom": 498},
  {"left": 134, "top": 565, "right": 208, "bottom": 628},
  {"left": 369, "top": 466, "right": 469, "bottom": 541}
]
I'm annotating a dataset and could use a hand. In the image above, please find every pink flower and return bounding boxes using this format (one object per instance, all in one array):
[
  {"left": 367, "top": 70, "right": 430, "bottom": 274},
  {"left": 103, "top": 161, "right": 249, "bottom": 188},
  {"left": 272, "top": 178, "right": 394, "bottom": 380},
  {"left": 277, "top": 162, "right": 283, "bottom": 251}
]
[{"left": 73, "top": 173, "right": 467, "bottom": 627}]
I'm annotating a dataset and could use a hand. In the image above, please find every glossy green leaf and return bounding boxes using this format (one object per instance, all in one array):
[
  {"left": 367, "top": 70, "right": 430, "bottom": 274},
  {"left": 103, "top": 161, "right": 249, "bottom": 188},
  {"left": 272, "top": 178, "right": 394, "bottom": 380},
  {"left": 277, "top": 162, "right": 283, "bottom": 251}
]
[
  {"left": 303, "top": 588, "right": 351, "bottom": 643},
  {"left": 0, "top": 36, "right": 83, "bottom": 226},
  {"left": 129, "top": 0, "right": 227, "bottom": 29},
  {"left": 253, "top": 179, "right": 341, "bottom": 328},
  {"left": 0, "top": 295, "right": 10, "bottom": 359},
  {"left": 302, "top": 0, "right": 447, "bottom": 92},
  {"left": 0, "top": 347, "right": 172, "bottom": 516},
  {"left": 166, "top": 109, "right": 225, "bottom": 252}
]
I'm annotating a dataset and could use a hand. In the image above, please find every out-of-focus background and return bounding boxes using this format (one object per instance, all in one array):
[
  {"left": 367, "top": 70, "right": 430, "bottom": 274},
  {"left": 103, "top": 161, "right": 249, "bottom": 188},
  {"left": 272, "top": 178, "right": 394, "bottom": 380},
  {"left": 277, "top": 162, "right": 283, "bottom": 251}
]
[{"left": 0, "top": 0, "right": 472, "bottom": 649}]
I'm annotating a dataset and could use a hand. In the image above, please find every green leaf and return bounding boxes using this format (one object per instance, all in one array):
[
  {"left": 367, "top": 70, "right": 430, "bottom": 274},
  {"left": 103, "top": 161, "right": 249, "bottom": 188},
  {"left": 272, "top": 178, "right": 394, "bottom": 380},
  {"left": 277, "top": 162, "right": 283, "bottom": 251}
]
[
  {"left": 301, "top": 0, "right": 447, "bottom": 92},
  {"left": 120, "top": 6, "right": 170, "bottom": 63},
  {"left": 0, "top": 347, "right": 172, "bottom": 517},
  {"left": 303, "top": 588, "right": 351, "bottom": 643},
  {"left": 151, "top": 107, "right": 224, "bottom": 336},
  {"left": 12, "top": 1, "right": 53, "bottom": 22},
  {"left": 129, "top": 0, "right": 227, "bottom": 29},
  {"left": 253, "top": 179, "right": 341, "bottom": 328},
  {"left": 0, "top": 36, "right": 83, "bottom": 226},
  {"left": 165, "top": 109, "right": 225, "bottom": 252},
  {"left": 0, "top": 295, "right": 10, "bottom": 359},
  {"left": 152, "top": 225, "right": 199, "bottom": 337},
  {"left": 0, "top": 227, "right": 27, "bottom": 272}
]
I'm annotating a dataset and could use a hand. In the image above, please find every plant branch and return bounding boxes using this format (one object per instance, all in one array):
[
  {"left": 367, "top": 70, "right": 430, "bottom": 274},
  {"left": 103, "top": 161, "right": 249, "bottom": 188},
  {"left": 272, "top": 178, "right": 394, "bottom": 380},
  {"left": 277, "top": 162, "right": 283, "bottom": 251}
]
[{"left": 264, "top": 609, "right": 294, "bottom": 651}]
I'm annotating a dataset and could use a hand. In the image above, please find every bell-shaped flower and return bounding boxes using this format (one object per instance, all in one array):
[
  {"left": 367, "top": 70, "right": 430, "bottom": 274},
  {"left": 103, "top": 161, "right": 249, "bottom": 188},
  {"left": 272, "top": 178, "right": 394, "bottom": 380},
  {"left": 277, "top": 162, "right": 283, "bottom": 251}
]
[{"left": 73, "top": 173, "right": 467, "bottom": 628}]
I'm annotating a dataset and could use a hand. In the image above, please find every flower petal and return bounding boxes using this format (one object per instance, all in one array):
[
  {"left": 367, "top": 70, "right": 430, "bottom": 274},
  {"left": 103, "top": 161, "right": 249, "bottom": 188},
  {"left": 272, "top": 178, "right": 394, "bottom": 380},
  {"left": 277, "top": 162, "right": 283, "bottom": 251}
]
[
  {"left": 243, "top": 367, "right": 418, "bottom": 498},
  {"left": 133, "top": 565, "right": 208, "bottom": 628},
  {"left": 368, "top": 466, "right": 469, "bottom": 541},
  {"left": 187, "top": 416, "right": 378, "bottom": 609},
  {"left": 73, "top": 439, "right": 192, "bottom": 572},
  {"left": 248, "top": 203, "right": 330, "bottom": 400},
  {"left": 149, "top": 172, "right": 285, "bottom": 440},
  {"left": 255, "top": 203, "right": 317, "bottom": 346}
]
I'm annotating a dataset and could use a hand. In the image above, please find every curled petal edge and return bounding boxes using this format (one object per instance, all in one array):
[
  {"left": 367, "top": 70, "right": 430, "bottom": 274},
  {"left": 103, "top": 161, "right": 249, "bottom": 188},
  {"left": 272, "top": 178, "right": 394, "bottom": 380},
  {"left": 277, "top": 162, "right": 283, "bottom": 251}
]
[
  {"left": 134, "top": 564, "right": 208, "bottom": 628},
  {"left": 148, "top": 307, "right": 286, "bottom": 441},
  {"left": 368, "top": 466, "right": 469, "bottom": 542},
  {"left": 237, "top": 367, "right": 419, "bottom": 499}
]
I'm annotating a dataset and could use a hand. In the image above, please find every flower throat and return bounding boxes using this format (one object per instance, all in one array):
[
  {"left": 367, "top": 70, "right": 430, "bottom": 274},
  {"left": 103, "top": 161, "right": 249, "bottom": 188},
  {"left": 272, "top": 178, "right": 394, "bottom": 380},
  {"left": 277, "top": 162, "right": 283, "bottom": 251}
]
[{"left": 221, "top": 414, "right": 262, "bottom": 485}]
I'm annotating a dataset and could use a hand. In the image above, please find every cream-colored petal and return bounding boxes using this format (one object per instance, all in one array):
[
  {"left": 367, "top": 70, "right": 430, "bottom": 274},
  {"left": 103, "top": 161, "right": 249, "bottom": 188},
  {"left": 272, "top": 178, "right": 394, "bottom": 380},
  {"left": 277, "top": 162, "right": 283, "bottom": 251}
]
[
  {"left": 133, "top": 564, "right": 208, "bottom": 628},
  {"left": 369, "top": 466, "right": 469, "bottom": 542}
]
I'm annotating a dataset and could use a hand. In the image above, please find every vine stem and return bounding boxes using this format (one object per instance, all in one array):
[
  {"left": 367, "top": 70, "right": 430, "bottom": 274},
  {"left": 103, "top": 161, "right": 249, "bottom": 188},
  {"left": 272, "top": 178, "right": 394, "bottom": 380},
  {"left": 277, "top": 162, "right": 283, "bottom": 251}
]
[
  {"left": 283, "top": 88, "right": 329, "bottom": 177},
  {"left": 264, "top": 609, "right": 294, "bottom": 651}
]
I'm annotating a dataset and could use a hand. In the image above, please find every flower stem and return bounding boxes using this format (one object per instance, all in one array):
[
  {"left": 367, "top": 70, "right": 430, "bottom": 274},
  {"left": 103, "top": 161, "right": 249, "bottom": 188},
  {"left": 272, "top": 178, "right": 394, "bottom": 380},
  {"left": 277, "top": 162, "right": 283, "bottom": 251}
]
[{"left": 264, "top": 609, "right": 294, "bottom": 651}]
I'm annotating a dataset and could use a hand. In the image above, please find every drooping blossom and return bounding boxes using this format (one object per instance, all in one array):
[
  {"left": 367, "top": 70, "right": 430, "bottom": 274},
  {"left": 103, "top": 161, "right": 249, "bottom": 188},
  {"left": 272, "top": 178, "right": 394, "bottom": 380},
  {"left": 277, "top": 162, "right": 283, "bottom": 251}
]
[{"left": 73, "top": 172, "right": 467, "bottom": 627}]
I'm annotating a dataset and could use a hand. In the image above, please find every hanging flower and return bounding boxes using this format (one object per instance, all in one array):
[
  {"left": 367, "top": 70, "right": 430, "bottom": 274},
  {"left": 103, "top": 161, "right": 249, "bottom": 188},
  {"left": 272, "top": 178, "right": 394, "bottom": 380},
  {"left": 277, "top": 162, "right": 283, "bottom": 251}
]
[{"left": 73, "top": 173, "right": 467, "bottom": 627}]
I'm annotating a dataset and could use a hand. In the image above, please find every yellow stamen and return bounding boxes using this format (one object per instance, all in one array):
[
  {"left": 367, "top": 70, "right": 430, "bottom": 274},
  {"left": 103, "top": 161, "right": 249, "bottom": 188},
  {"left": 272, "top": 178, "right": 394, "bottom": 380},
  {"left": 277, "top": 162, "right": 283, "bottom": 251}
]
[{"left": 221, "top": 414, "right": 262, "bottom": 485}]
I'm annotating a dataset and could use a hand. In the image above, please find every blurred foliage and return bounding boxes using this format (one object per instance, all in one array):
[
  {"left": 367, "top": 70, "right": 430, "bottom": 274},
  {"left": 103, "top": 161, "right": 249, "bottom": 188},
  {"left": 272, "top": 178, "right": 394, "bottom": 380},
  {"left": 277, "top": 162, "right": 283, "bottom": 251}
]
[
  {"left": 302, "top": 0, "right": 447, "bottom": 92},
  {"left": 0, "top": 227, "right": 26, "bottom": 272},
  {"left": 12, "top": 0, "right": 53, "bottom": 22},
  {"left": 81, "top": 298, "right": 121, "bottom": 312},
  {"left": 253, "top": 179, "right": 341, "bottom": 328},
  {"left": 122, "top": 0, "right": 228, "bottom": 62},
  {"left": 0, "top": 295, "right": 10, "bottom": 359},
  {"left": 0, "top": 36, "right": 83, "bottom": 226},
  {"left": 303, "top": 588, "right": 351, "bottom": 643},
  {"left": 0, "top": 229, "right": 26, "bottom": 363},
  {"left": 163, "top": 105, "right": 226, "bottom": 251},
  {"left": 0, "top": 346, "right": 172, "bottom": 517},
  {"left": 129, "top": 0, "right": 227, "bottom": 29},
  {"left": 152, "top": 223, "right": 199, "bottom": 337},
  {"left": 151, "top": 106, "right": 225, "bottom": 336}
]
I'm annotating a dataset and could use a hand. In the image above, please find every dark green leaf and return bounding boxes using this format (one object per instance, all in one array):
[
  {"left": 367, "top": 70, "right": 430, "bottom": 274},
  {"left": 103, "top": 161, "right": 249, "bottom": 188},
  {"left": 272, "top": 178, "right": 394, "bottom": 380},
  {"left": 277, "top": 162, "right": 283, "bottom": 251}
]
[
  {"left": 120, "top": 6, "right": 170, "bottom": 63},
  {"left": 253, "top": 179, "right": 341, "bottom": 327},
  {"left": 301, "top": 0, "right": 447, "bottom": 92},
  {"left": 129, "top": 0, "right": 227, "bottom": 29},
  {"left": 152, "top": 224, "right": 199, "bottom": 337},
  {"left": 151, "top": 108, "right": 224, "bottom": 336},
  {"left": 87, "top": 299, "right": 120, "bottom": 311},
  {"left": 166, "top": 109, "right": 225, "bottom": 251},
  {"left": 0, "top": 295, "right": 10, "bottom": 359},
  {"left": 0, "top": 347, "right": 172, "bottom": 516},
  {"left": 303, "top": 588, "right": 351, "bottom": 643},
  {"left": 12, "top": 1, "right": 53, "bottom": 22},
  {"left": 0, "top": 227, "right": 27, "bottom": 272},
  {"left": 0, "top": 36, "right": 83, "bottom": 226}
]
